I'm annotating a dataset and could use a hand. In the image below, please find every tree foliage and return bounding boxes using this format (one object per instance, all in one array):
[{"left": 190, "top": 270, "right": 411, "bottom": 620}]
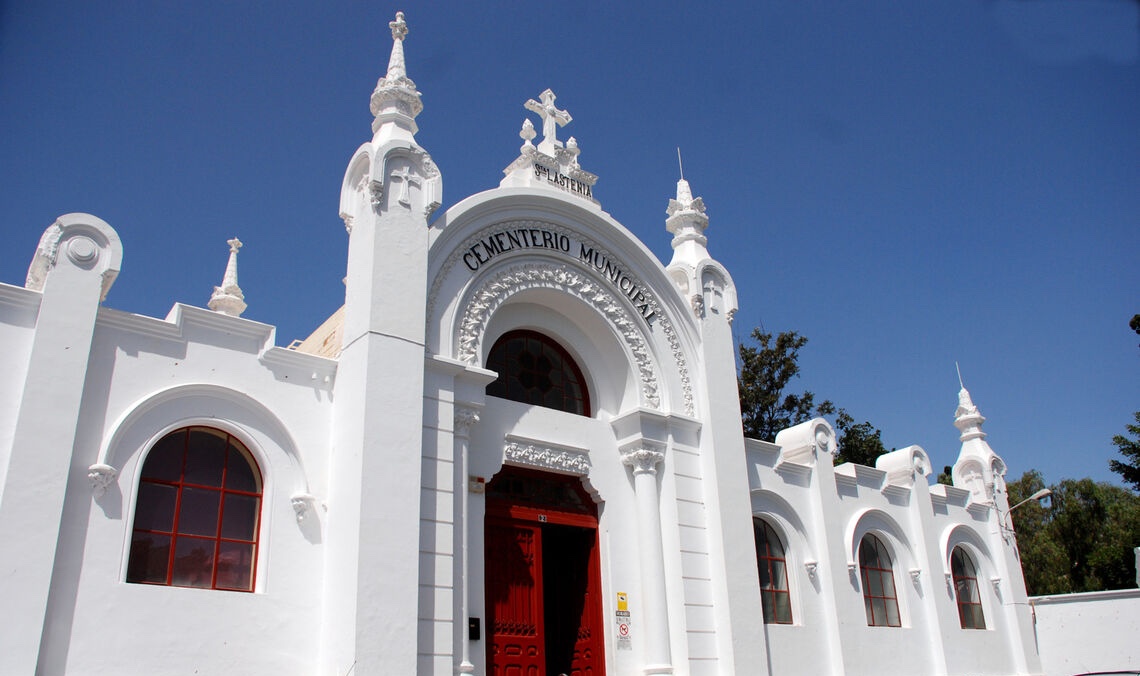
[
  {"left": 1109, "top": 412, "right": 1140, "bottom": 491},
  {"left": 832, "top": 409, "right": 889, "bottom": 466},
  {"left": 737, "top": 328, "right": 890, "bottom": 466},
  {"left": 738, "top": 329, "right": 832, "bottom": 442},
  {"left": 1108, "top": 314, "right": 1140, "bottom": 490},
  {"left": 1008, "top": 470, "right": 1140, "bottom": 595}
]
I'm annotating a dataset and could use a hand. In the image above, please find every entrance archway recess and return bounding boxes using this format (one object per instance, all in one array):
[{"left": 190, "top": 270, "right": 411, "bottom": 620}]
[{"left": 485, "top": 468, "right": 605, "bottom": 676}]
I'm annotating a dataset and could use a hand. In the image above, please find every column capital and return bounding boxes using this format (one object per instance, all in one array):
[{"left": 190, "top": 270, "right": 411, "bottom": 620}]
[
  {"left": 621, "top": 446, "right": 665, "bottom": 475},
  {"left": 454, "top": 405, "right": 481, "bottom": 439}
]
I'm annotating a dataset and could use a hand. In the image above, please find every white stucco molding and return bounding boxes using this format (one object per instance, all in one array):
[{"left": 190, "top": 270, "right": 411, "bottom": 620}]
[
  {"left": 844, "top": 507, "right": 914, "bottom": 577},
  {"left": 431, "top": 218, "right": 695, "bottom": 415},
  {"left": 503, "top": 435, "right": 591, "bottom": 476},
  {"left": 455, "top": 261, "right": 669, "bottom": 411},
  {"left": 938, "top": 523, "right": 996, "bottom": 594},
  {"left": 876, "top": 445, "right": 932, "bottom": 490},
  {"left": 96, "top": 383, "right": 315, "bottom": 509},
  {"left": 26, "top": 213, "right": 123, "bottom": 302},
  {"left": 773, "top": 417, "right": 836, "bottom": 469}
]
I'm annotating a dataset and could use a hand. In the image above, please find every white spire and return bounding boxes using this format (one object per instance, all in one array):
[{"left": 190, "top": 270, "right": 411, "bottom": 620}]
[
  {"left": 665, "top": 157, "right": 710, "bottom": 266},
  {"left": 369, "top": 11, "right": 423, "bottom": 138},
  {"left": 208, "top": 238, "right": 246, "bottom": 317},
  {"left": 954, "top": 379, "right": 986, "bottom": 442}
]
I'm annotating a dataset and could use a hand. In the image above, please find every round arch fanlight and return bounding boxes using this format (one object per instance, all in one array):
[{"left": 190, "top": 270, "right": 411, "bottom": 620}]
[{"left": 485, "top": 329, "right": 591, "bottom": 416}]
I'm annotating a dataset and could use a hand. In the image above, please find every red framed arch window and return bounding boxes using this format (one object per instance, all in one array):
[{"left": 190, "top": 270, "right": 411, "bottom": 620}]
[
  {"left": 126, "top": 426, "right": 262, "bottom": 592},
  {"left": 952, "top": 546, "right": 986, "bottom": 629},
  {"left": 485, "top": 330, "right": 590, "bottom": 416},
  {"left": 859, "top": 533, "right": 901, "bottom": 627},
  {"left": 754, "top": 518, "right": 793, "bottom": 624}
]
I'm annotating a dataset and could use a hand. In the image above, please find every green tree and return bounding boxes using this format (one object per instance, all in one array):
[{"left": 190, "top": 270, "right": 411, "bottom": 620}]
[
  {"left": 1008, "top": 469, "right": 1140, "bottom": 595},
  {"left": 832, "top": 409, "right": 890, "bottom": 466},
  {"left": 736, "top": 328, "right": 890, "bottom": 466},
  {"left": 737, "top": 329, "right": 832, "bottom": 441},
  {"left": 1108, "top": 314, "right": 1140, "bottom": 490},
  {"left": 1109, "top": 412, "right": 1140, "bottom": 491}
]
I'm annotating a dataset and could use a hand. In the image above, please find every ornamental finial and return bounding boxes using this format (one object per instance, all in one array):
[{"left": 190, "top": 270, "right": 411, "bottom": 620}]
[
  {"left": 208, "top": 237, "right": 246, "bottom": 317},
  {"left": 386, "top": 11, "right": 409, "bottom": 80},
  {"left": 370, "top": 10, "right": 423, "bottom": 133}
]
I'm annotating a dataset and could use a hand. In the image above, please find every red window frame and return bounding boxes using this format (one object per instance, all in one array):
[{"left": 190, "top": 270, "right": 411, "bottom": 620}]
[
  {"left": 485, "top": 330, "right": 591, "bottom": 416},
  {"left": 951, "top": 546, "right": 986, "bottom": 629},
  {"left": 859, "top": 533, "right": 901, "bottom": 627},
  {"left": 126, "top": 426, "right": 262, "bottom": 592},
  {"left": 754, "top": 518, "right": 793, "bottom": 624}
]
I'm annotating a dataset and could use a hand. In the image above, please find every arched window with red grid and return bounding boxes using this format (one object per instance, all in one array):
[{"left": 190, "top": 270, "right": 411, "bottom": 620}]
[
  {"left": 951, "top": 546, "right": 986, "bottom": 629},
  {"left": 753, "top": 518, "right": 793, "bottom": 624},
  {"left": 126, "top": 426, "right": 262, "bottom": 592},
  {"left": 485, "top": 330, "right": 590, "bottom": 416},
  {"left": 859, "top": 533, "right": 901, "bottom": 627}
]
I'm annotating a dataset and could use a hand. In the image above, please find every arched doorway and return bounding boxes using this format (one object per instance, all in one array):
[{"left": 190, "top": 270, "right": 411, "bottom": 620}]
[{"left": 485, "top": 467, "right": 605, "bottom": 676}]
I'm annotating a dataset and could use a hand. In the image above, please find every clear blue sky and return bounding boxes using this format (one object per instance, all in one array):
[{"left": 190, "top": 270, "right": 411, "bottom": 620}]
[{"left": 1, "top": 1, "right": 1137, "bottom": 487}]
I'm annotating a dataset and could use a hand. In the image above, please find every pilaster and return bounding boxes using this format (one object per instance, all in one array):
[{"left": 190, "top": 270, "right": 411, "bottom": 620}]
[{"left": 0, "top": 214, "right": 122, "bottom": 675}]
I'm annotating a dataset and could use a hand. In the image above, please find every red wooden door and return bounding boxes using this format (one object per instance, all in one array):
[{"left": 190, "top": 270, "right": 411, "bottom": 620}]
[
  {"left": 486, "top": 517, "right": 545, "bottom": 676},
  {"left": 485, "top": 469, "right": 605, "bottom": 676}
]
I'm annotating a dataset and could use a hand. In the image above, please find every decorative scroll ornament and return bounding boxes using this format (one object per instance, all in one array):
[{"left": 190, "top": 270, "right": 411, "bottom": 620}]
[
  {"left": 504, "top": 439, "right": 591, "bottom": 476},
  {"left": 804, "top": 560, "right": 819, "bottom": 580},
  {"left": 909, "top": 568, "right": 922, "bottom": 584},
  {"left": 456, "top": 262, "right": 662, "bottom": 409},
  {"left": 291, "top": 493, "right": 318, "bottom": 524},
  {"left": 87, "top": 463, "right": 118, "bottom": 497},
  {"left": 621, "top": 447, "right": 665, "bottom": 475}
]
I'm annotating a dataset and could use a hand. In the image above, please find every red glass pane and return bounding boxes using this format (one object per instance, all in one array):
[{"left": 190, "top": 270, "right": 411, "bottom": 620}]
[
  {"left": 171, "top": 537, "right": 216, "bottom": 588},
  {"left": 221, "top": 493, "right": 260, "bottom": 541},
  {"left": 215, "top": 541, "right": 255, "bottom": 591},
  {"left": 184, "top": 429, "right": 227, "bottom": 486},
  {"left": 126, "top": 532, "right": 170, "bottom": 583},
  {"left": 177, "top": 487, "right": 221, "bottom": 536}
]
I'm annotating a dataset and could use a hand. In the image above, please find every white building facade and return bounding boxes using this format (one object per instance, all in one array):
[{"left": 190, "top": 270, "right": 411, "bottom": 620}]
[{"left": 0, "top": 14, "right": 1045, "bottom": 676}]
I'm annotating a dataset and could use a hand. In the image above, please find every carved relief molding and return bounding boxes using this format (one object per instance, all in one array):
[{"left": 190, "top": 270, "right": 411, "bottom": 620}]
[
  {"left": 87, "top": 463, "right": 118, "bottom": 497},
  {"left": 454, "top": 406, "right": 481, "bottom": 439},
  {"left": 456, "top": 261, "right": 663, "bottom": 410},
  {"left": 431, "top": 220, "right": 693, "bottom": 415},
  {"left": 503, "top": 437, "right": 591, "bottom": 476}
]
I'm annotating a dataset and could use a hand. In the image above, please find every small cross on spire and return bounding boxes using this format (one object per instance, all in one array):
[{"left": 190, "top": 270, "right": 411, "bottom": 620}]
[{"left": 525, "top": 89, "right": 572, "bottom": 153}]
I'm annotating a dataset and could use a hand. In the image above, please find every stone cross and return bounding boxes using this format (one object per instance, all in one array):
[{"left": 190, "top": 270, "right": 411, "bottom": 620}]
[
  {"left": 390, "top": 166, "right": 421, "bottom": 207},
  {"left": 524, "top": 89, "right": 571, "bottom": 150}
]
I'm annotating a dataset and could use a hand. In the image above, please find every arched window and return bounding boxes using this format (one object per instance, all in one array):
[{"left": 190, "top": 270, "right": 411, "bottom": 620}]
[
  {"left": 952, "top": 546, "right": 986, "bottom": 629},
  {"left": 127, "top": 426, "right": 262, "bottom": 592},
  {"left": 754, "top": 518, "right": 792, "bottom": 624},
  {"left": 859, "top": 534, "right": 900, "bottom": 627},
  {"left": 486, "top": 330, "right": 590, "bottom": 416}
]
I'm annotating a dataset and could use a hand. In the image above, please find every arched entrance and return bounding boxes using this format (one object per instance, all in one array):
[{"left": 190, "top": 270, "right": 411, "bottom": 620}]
[{"left": 485, "top": 467, "right": 605, "bottom": 676}]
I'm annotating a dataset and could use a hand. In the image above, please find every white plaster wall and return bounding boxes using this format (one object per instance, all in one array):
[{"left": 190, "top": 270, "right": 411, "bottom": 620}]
[
  {"left": 36, "top": 307, "right": 334, "bottom": 675},
  {"left": 0, "top": 284, "right": 38, "bottom": 495},
  {"left": 1032, "top": 589, "right": 1140, "bottom": 676},
  {"left": 745, "top": 441, "right": 1032, "bottom": 676}
]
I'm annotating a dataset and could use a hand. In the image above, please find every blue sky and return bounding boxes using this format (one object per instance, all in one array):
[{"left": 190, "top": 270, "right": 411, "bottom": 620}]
[{"left": 1, "top": 1, "right": 1137, "bottom": 487}]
